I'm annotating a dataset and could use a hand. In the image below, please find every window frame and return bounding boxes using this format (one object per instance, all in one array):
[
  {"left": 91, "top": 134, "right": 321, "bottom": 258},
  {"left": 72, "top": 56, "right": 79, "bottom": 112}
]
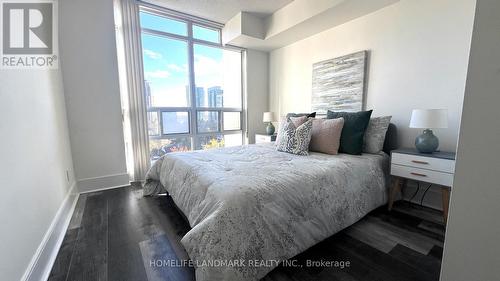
[{"left": 138, "top": 2, "right": 246, "bottom": 151}]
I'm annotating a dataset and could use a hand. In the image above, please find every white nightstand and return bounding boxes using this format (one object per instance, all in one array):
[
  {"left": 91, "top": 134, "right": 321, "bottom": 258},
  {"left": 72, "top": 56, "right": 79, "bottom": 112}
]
[
  {"left": 255, "top": 134, "right": 276, "bottom": 143},
  {"left": 388, "top": 148, "right": 456, "bottom": 224}
]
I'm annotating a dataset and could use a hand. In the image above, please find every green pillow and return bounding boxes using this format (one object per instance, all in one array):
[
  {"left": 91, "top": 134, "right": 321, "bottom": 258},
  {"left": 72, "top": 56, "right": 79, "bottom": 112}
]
[{"left": 326, "top": 110, "right": 373, "bottom": 155}]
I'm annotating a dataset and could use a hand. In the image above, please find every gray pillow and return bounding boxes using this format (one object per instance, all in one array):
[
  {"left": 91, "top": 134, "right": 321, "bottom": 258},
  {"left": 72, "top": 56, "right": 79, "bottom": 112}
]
[
  {"left": 276, "top": 118, "right": 313, "bottom": 156},
  {"left": 363, "top": 116, "right": 392, "bottom": 154}
]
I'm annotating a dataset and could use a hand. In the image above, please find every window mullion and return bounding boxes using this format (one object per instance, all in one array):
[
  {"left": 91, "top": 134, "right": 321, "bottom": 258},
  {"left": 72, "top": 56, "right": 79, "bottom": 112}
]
[
  {"left": 157, "top": 110, "right": 162, "bottom": 135},
  {"left": 187, "top": 21, "right": 197, "bottom": 149}
]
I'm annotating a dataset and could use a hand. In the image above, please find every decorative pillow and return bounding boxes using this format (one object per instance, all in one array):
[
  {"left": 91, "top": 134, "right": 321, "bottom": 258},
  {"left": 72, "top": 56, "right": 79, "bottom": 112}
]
[
  {"left": 277, "top": 113, "right": 315, "bottom": 142},
  {"left": 276, "top": 118, "right": 313, "bottom": 156},
  {"left": 286, "top": 112, "right": 317, "bottom": 118},
  {"left": 326, "top": 110, "right": 373, "bottom": 155},
  {"left": 276, "top": 115, "right": 309, "bottom": 144},
  {"left": 289, "top": 116, "right": 308, "bottom": 127},
  {"left": 309, "top": 117, "right": 345, "bottom": 155},
  {"left": 363, "top": 116, "right": 392, "bottom": 154}
]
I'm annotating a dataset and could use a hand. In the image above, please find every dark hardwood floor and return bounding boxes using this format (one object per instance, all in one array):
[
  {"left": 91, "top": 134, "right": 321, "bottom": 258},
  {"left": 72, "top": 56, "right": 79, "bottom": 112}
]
[{"left": 48, "top": 185, "right": 445, "bottom": 281}]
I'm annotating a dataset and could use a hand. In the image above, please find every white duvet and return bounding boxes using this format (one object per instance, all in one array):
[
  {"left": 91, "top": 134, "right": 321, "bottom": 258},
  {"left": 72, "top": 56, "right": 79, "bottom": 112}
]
[{"left": 144, "top": 143, "right": 390, "bottom": 281}]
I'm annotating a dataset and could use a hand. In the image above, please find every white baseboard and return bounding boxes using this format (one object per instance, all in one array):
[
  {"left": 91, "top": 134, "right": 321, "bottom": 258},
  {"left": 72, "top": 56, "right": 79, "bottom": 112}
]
[
  {"left": 21, "top": 182, "right": 79, "bottom": 281},
  {"left": 77, "top": 173, "right": 129, "bottom": 193},
  {"left": 79, "top": 183, "right": 130, "bottom": 194},
  {"left": 20, "top": 173, "right": 130, "bottom": 281}
]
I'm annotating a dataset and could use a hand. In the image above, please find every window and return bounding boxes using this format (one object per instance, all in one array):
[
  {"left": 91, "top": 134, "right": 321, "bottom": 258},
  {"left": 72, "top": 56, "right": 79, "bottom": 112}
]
[
  {"left": 141, "top": 34, "right": 189, "bottom": 107},
  {"left": 140, "top": 12, "right": 187, "bottom": 36},
  {"left": 161, "top": 111, "right": 189, "bottom": 134},
  {"left": 197, "top": 111, "right": 219, "bottom": 133},
  {"left": 193, "top": 44, "right": 242, "bottom": 108},
  {"left": 192, "top": 25, "right": 220, "bottom": 43},
  {"left": 139, "top": 7, "right": 244, "bottom": 162},
  {"left": 223, "top": 112, "right": 241, "bottom": 130}
]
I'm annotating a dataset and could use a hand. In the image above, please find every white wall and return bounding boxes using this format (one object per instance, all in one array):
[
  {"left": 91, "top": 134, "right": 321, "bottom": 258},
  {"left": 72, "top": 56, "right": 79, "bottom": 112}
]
[
  {"left": 246, "top": 49, "right": 269, "bottom": 143},
  {"left": 441, "top": 0, "right": 500, "bottom": 280},
  {"left": 0, "top": 69, "right": 75, "bottom": 279},
  {"left": 269, "top": 0, "right": 475, "bottom": 152},
  {"left": 60, "top": 0, "right": 129, "bottom": 192}
]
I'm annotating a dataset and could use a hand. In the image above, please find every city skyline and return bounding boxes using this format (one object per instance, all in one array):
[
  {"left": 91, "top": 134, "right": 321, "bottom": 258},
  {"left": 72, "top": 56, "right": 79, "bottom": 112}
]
[
  {"left": 145, "top": 81, "right": 221, "bottom": 138},
  {"left": 145, "top": 81, "right": 224, "bottom": 109},
  {"left": 141, "top": 32, "right": 242, "bottom": 108}
]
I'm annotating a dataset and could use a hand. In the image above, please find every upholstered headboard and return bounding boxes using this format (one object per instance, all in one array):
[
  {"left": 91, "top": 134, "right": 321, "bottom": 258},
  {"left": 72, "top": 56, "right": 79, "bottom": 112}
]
[{"left": 383, "top": 123, "right": 398, "bottom": 154}]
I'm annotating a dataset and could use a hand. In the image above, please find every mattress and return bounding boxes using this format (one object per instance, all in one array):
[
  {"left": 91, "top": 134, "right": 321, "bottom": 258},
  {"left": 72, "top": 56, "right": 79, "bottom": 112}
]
[{"left": 144, "top": 143, "right": 390, "bottom": 281}]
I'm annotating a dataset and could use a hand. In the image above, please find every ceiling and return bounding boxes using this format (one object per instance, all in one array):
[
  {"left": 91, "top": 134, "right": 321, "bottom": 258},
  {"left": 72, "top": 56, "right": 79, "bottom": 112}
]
[{"left": 144, "top": 0, "right": 294, "bottom": 24}]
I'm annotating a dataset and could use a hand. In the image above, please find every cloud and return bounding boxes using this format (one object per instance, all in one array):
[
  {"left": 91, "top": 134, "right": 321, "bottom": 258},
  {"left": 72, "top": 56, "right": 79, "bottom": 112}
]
[
  {"left": 145, "top": 70, "right": 170, "bottom": 79},
  {"left": 143, "top": 49, "right": 162, "bottom": 60},
  {"left": 194, "top": 54, "right": 221, "bottom": 76},
  {"left": 167, "top": 63, "right": 187, "bottom": 73}
]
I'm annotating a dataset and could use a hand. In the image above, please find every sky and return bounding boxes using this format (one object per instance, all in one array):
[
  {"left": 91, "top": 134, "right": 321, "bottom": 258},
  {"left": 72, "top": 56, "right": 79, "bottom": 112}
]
[{"left": 139, "top": 12, "right": 241, "bottom": 108}]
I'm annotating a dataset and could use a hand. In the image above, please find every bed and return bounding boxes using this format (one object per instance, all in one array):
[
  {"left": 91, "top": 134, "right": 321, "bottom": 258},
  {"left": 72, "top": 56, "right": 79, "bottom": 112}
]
[{"left": 143, "top": 124, "right": 396, "bottom": 281}]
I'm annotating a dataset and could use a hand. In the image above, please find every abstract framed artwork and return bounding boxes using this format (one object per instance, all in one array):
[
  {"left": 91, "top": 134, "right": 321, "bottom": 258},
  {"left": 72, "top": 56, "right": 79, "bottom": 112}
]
[{"left": 311, "top": 50, "right": 367, "bottom": 114}]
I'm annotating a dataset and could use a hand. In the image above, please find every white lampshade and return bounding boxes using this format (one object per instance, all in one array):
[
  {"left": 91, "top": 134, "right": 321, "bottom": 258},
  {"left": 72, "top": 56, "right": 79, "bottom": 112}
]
[
  {"left": 263, "top": 112, "right": 275, "bottom": 122},
  {"left": 409, "top": 109, "right": 448, "bottom": 129}
]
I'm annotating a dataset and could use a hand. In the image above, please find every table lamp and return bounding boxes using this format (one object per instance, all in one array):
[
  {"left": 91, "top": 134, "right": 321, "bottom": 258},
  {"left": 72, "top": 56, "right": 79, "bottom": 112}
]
[
  {"left": 263, "top": 112, "right": 276, "bottom": 135},
  {"left": 409, "top": 109, "right": 448, "bottom": 153}
]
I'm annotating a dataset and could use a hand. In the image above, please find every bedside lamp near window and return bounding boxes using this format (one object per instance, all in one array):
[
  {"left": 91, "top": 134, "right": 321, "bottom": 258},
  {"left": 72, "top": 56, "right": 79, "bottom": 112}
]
[
  {"left": 263, "top": 112, "right": 276, "bottom": 135},
  {"left": 409, "top": 109, "right": 448, "bottom": 153}
]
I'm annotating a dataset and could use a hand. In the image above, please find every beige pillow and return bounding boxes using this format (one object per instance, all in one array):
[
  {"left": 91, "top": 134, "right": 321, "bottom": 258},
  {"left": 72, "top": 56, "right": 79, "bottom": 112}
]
[{"left": 309, "top": 118, "right": 345, "bottom": 155}]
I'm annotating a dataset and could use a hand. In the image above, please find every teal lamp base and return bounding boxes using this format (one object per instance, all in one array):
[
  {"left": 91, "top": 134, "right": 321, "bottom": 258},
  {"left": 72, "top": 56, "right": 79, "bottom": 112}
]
[
  {"left": 266, "top": 122, "right": 275, "bottom": 135},
  {"left": 415, "top": 129, "right": 439, "bottom": 153}
]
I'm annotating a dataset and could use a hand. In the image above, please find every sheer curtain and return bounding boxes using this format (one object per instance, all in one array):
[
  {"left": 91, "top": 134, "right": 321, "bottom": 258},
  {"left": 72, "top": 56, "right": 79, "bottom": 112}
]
[{"left": 114, "top": 0, "right": 150, "bottom": 182}]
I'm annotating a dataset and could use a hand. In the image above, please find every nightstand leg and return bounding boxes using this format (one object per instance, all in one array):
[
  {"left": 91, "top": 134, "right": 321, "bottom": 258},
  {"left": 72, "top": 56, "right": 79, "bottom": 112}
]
[
  {"left": 388, "top": 177, "right": 402, "bottom": 211},
  {"left": 442, "top": 188, "right": 450, "bottom": 224}
]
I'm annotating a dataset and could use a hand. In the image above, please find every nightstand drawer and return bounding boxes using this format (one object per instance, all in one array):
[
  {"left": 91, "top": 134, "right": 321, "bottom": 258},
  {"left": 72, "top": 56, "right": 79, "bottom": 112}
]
[
  {"left": 391, "top": 164, "right": 454, "bottom": 186},
  {"left": 391, "top": 152, "right": 455, "bottom": 173}
]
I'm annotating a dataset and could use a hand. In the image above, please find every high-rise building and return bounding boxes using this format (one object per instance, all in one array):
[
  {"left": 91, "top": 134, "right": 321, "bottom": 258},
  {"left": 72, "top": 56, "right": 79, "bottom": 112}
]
[
  {"left": 144, "top": 80, "right": 152, "bottom": 108},
  {"left": 195, "top": 87, "right": 206, "bottom": 107},
  {"left": 208, "top": 86, "right": 223, "bottom": 107}
]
